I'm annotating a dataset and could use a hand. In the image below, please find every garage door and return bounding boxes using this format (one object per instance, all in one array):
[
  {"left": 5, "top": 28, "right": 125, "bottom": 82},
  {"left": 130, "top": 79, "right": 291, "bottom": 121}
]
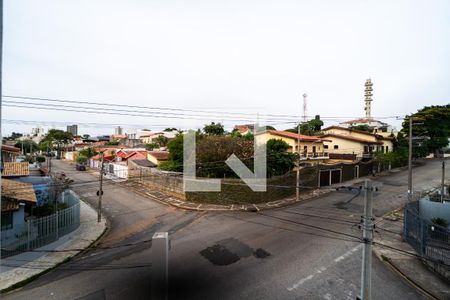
[
  {"left": 331, "top": 169, "right": 342, "bottom": 185},
  {"left": 319, "top": 170, "right": 330, "bottom": 187}
]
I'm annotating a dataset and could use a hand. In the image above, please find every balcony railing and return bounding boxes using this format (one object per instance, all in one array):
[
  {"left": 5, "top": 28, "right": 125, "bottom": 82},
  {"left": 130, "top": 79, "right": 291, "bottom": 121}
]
[
  {"left": 299, "top": 152, "right": 329, "bottom": 160},
  {"left": 362, "top": 152, "right": 373, "bottom": 158}
]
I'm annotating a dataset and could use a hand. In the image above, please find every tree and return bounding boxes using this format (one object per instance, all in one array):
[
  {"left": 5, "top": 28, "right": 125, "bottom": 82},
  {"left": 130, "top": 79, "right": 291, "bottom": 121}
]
[
  {"left": 106, "top": 139, "right": 120, "bottom": 146},
  {"left": 159, "top": 134, "right": 184, "bottom": 171},
  {"left": 14, "top": 140, "right": 38, "bottom": 154},
  {"left": 286, "top": 115, "right": 324, "bottom": 136},
  {"left": 38, "top": 140, "right": 53, "bottom": 152},
  {"left": 266, "top": 139, "right": 296, "bottom": 177},
  {"left": 402, "top": 105, "right": 450, "bottom": 157},
  {"left": 82, "top": 134, "right": 91, "bottom": 139},
  {"left": 264, "top": 125, "right": 276, "bottom": 131},
  {"left": 77, "top": 155, "right": 88, "bottom": 164},
  {"left": 350, "top": 125, "right": 371, "bottom": 132},
  {"left": 164, "top": 127, "right": 178, "bottom": 132},
  {"left": 78, "top": 147, "right": 97, "bottom": 158},
  {"left": 203, "top": 122, "right": 224, "bottom": 136},
  {"left": 36, "top": 156, "right": 46, "bottom": 163},
  {"left": 43, "top": 129, "right": 73, "bottom": 144},
  {"left": 145, "top": 143, "right": 159, "bottom": 150},
  {"left": 4, "top": 132, "right": 23, "bottom": 140},
  {"left": 155, "top": 135, "right": 169, "bottom": 147}
]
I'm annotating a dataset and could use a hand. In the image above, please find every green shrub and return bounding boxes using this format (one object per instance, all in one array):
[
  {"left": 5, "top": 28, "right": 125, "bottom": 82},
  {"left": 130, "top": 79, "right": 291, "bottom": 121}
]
[
  {"left": 431, "top": 217, "right": 449, "bottom": 228},
  {"left": 36, "top": 156, "right": 46, "bottom": 163}
]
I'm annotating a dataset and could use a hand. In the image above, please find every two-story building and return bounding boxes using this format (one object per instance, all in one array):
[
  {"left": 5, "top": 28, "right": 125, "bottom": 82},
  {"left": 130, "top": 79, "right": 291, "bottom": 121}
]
[
  {"left": 257, "top": 130, "right": 329, "bottom": 162},
  {"left": 320, "top": 126, "right": 394, "bottom": 160}
]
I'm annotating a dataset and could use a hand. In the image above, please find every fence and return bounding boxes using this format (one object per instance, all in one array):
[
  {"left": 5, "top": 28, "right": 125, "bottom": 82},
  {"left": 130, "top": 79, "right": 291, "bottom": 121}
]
[
  {"left": 1, "top": 190, "right": 81, "bottom": 258},
  {"left": 404, "top": 201, "right": 450, "bottom": 274}
]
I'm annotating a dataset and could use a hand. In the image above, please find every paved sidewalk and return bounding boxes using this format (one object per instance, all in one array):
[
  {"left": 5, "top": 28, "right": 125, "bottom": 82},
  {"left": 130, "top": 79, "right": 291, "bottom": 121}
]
[
  {"left": 0, "top": 200, "right": 106, "bottom": 292},
  {"left": 373, "top": 209, "right": 450, "bottom": 300}
]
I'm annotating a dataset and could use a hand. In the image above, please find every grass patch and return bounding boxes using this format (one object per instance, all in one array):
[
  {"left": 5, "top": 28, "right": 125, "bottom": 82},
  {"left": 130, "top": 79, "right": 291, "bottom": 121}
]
[{"left": 381, "top": 254, "right": 390, "bottom": 262}]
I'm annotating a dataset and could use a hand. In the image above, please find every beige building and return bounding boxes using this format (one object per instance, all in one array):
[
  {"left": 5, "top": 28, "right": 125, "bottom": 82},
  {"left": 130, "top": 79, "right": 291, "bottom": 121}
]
[
  {"left": 257, "top": 130, "right": 329, "bottom": 161},
  {"left": 147, "top": 151, "right": 169, "bottom": 166},
  {"left": 321, "top": 126, "right": 394, "bottom": 160}
]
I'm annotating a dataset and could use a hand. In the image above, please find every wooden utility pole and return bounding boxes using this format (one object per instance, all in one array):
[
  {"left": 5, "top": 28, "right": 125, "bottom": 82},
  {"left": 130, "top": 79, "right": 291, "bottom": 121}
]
[
  {"left": 296, "top": 122, "right": 301, "bottom": 202},
  {"left": 97, "top": 151, "right": 104, "bottom": 223}
]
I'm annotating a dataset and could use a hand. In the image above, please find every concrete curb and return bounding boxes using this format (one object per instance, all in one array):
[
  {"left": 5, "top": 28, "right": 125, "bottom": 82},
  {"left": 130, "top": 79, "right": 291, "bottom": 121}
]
[
  {"left": 373, "top": 250, "right": 439, "bottom": 300},
  {"left": 0, "top": 200, "right": 107, "bottom": 293}
]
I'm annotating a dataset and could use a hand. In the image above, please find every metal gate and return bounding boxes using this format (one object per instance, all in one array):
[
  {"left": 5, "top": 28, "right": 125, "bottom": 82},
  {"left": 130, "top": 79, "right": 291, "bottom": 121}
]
[{"left": 319, "top": 169, "right": 342, "bottom": 187}]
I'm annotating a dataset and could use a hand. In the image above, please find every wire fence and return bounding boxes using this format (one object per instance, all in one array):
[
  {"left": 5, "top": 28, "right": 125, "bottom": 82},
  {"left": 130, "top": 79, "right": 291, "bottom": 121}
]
[
  {"left": 1, "top": 190, "right": 81, "bottom": 258},
  {"left": 404, "top": 201, "right": 450, "bottom": 267}
]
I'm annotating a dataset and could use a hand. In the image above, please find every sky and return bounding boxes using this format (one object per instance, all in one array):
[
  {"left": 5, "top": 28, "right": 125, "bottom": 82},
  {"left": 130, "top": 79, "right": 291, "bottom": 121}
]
[{"left": 3, "top": 0, "right": 450, "bottom": 137}]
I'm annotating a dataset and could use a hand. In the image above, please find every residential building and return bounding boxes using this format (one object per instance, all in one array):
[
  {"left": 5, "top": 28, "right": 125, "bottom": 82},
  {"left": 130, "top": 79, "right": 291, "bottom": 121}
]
[
  {"left": 233, "top": 124, "right": 255, "bottom": 135},
  {"left": 338, "top": 118, "right": 395, "bottom": 138},
  {"left": 67, "top": 125, "right": 78, "bottom": 136},
  {"left": 147, "top": 151, "right": 169, "bottom": 166},
  {"left": 321, "top": 126, "right": 393, "bottom": 160},
  {"left": 140, "top": 131, "right": 178, "bottom": 144},
  {"left": 1, "top": 145, "right": 21, "bottom": 166},
  {"left": 257, "top": 130, "right": 329, "bottom": 161},
  {"left": 1, "top": 179, "right": 37, "bottom": 242}
]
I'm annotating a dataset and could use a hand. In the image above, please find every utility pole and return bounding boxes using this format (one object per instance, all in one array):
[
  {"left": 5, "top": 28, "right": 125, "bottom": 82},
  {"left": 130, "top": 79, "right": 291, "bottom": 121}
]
[
  {"left": 408, "top": 115, "right": 413, "bottom": 201},
  {"left": 360, "top": 179, "right": 374, "bottom": 300},
  {"left": 97, "top": 151, "right": 104, "bottom": 223},
  {"left": 442, "top": 159, "right": 446, "bottom": 202},
  {"left": 296, "top": 95, "right": 304, "bottom": 201}
]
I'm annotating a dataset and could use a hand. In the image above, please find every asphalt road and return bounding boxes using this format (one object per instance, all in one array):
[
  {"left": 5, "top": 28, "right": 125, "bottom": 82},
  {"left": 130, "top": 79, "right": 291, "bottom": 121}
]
[{"left": 4, "top": 159, "right": 448, "bottom": 299}]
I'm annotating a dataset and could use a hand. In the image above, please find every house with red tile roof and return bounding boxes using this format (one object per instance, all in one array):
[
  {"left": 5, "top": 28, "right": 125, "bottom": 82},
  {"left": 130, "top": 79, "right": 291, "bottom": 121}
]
[
  {"left": 147, "top": 151, "right": 169, "bottom": 166},
  {"left": 233, "top": 124, "right": 255, "bottom": 135},
  {"left": 257, "top": 130, "right": 329, "bottom": 162}
]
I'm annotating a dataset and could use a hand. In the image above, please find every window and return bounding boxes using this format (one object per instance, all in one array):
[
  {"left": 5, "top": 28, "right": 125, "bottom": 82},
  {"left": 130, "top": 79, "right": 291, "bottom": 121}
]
[
  {"left": 324, "top": 145, "right": 329, "bottom": 149},
  {"left": 333, "top": 145, "right": 339, "bottom": 149},
  {"left": 385, "top": 146, "right": 389, "bottom": 153},
  {"left": 1, "top": 212, "right": 13, "bottom": 231},
  {"left": 381, "top": 146, "right": 384, "bottom": 152}
]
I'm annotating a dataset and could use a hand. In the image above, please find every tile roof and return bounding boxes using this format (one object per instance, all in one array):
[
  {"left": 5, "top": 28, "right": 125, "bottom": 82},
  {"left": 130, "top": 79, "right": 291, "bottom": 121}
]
[
  {"left": 140, "top": 132, "right": 163, "bottom": 137},
  {"left": 320, "top": 134, "right": 383, "bottom": 145},
  {"left": 2, "top": 162, "right": 30, "bottom": 177},
  {"left": 131, "top": 159, "right": 157, "bottom": 168},
  {"left": 234, "top": 124, "right": 254, "bottom": 134},
  {"left": 322, "top": 126, "right": 378, "bottom": 137},
  {"left": 1, "top": 145, "right": 21, "bottom": 153},
  {"left": 148, "top": 151, "right": 169, "bottom": 161},
  {"left": 1, "top": 198, "right": 19, "bottom": 212},
  {"left": 267, "top": 130, "right": 322, "bottom": 142},
  {"left": 1, "top": 178, "right": 37, "bottom": 204}
]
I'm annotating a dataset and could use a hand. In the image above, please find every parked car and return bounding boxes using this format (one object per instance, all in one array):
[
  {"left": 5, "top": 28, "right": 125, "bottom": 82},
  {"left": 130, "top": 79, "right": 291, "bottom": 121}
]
[{"left": 76, "top": 163, "right": 86, "bottom": 171}]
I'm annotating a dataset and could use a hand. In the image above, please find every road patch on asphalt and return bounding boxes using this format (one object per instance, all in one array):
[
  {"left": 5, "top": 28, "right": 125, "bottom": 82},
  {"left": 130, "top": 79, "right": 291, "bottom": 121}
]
[{"left": 200, "top": 238, "right": 271, "bottom": 266}]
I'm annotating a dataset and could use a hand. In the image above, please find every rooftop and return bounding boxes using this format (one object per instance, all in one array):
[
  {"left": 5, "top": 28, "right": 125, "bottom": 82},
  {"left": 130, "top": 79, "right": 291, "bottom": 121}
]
[
  {"left": 2, "top": 162, "right": 30, "bottom": 177},
  {"left": 148, "top": 151, "right": 169, "bottom": 160},
  {"left": 267, "top": 130, "right": 323, "bottom": 142},
  {"left": 320, "top": 133, "right": 383, "bottom": 145},
  {"left": 1, "top": 145, "right": 21, "bottom": 154},
  {"left": 2, "top": 178, "right": 37, "bottom": 205}
]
